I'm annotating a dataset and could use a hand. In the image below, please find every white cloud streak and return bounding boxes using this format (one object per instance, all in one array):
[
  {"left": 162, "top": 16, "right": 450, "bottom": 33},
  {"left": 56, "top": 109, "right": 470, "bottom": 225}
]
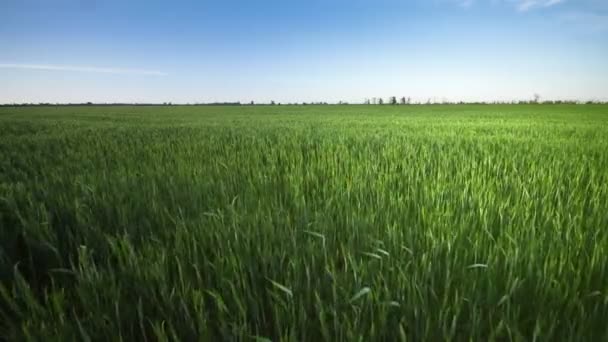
[
  {"left": 460, "top": 0, "right": 475, "bottom": 8},
  {"left": 0, "top": 63, "right": 167, "bottom": 76},
  {"left": 514, "top": 0, "right": 565, "bottom": 11},
  {"left": 451, "top": 0, "right": 566, "bottom": 11}
]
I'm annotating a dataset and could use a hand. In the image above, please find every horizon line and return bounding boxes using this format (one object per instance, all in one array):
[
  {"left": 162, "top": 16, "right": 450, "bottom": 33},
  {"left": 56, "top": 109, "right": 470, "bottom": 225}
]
[{"left": 2, "top": 100, "right": 607, "bottom": 107}]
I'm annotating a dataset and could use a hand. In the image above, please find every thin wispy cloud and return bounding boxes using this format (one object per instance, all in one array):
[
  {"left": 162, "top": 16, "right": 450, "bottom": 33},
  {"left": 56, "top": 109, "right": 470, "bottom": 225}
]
[
  {"left": 450, "top": 0, "right": 565, "bottom": 11},
  {"left": 0, "top": 63, "right": 167, "bottom": 76},
  {"left": 460, "top": 0, "right": 475, "bottom": 8},
  {"left": 514, "top": 0, "right": 565, "bottom": 11}
]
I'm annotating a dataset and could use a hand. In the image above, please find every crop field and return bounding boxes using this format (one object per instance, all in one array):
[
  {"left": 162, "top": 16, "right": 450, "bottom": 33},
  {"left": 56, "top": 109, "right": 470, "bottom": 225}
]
[{"left": 1, "top": 104, "right": 608, "bottom": 341}]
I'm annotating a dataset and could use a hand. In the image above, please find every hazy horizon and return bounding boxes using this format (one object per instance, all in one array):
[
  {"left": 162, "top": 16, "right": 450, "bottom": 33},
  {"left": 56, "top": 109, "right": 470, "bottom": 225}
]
[{"left": 2, "top": 0, "right": 607, "bottom": 104}]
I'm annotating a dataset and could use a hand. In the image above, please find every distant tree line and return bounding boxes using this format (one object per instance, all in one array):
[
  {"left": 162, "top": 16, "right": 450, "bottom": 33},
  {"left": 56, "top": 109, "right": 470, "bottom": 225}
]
[
  {"left": 1, "top": 97, "right": 606, "bottom": 107},
  {"left": 361, "top": 95, "right": 603, "bottom": 106}
]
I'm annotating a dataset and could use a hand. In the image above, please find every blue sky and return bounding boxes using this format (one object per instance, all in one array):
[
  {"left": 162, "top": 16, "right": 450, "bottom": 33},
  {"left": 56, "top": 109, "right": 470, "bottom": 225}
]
[{"left": 1, "top": 0, "right": 607, "bottom": 103}]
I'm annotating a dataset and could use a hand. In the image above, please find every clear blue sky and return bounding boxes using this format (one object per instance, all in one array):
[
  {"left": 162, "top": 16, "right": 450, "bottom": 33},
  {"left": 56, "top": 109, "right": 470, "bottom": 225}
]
[{"left": 1, "top": 0, "right": 607, "bottom": 104}]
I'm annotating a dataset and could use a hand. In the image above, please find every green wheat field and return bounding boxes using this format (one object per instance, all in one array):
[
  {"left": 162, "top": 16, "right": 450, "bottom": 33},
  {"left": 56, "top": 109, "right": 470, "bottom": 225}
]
[{"left": 1, "top": 104, "right": 608, "bottom": 341}]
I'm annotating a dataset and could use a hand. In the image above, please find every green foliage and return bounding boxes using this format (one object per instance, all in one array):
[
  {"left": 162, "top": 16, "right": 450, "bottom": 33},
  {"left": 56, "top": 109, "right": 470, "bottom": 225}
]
[{"left": 1, "top": 104, "right": 608, "bottom": 340}]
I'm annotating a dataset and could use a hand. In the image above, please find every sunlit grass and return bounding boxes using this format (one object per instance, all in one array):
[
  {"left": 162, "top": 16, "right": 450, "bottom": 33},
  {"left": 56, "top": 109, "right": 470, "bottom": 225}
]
[{"left": 1, "top": 104, "right": 607, "bottom": 340}]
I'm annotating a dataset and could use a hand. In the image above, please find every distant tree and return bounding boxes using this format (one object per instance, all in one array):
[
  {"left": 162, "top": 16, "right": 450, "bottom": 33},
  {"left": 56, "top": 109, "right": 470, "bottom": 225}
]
[
  {"left": 533, "top": 93, "right": 541, "bottom": 104},
  {"left": 250, "top": 101, "right": 254, "bottom": 105},
  {"left": 271, "top": 100, "right": 276, "bottom": 105},
  {"left": 389, "top": 96, "right": 397, "bottom": 105},
  {"left": 400, "top": 97, "right": 406, "bottom": 105},
  {"left": 378, "top": 98, "right": 384, "bottom": 105}
]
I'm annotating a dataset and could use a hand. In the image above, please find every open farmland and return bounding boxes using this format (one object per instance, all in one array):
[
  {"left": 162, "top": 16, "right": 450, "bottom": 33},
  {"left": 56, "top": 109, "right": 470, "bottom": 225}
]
[{"left": 1, "top": 104, "right": 608, "bottom": 340}]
